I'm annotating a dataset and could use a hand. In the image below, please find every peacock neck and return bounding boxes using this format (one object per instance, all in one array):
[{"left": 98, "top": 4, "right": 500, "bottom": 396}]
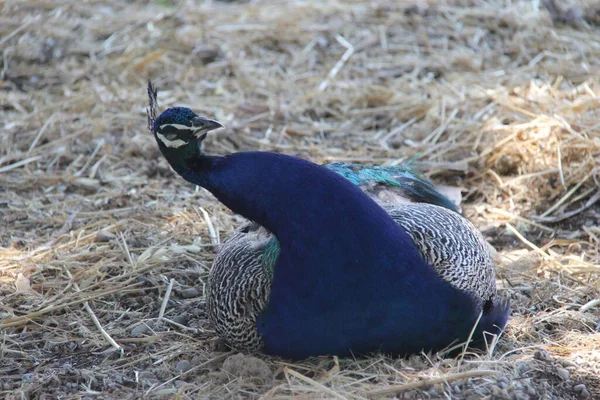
[
  {"left": 169, "top": 151, "right": 421, "bottom": 262},
  {"left": 172, "top": 155, "right": 222, "bottom": 188},
  {"left": 155, "top": 138, "right": 221, "bottom": 188}
]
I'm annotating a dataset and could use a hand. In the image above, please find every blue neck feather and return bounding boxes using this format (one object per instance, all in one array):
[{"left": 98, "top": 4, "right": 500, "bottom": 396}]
[{"left": 157, "top": 143, "right": 505, "bottom": 359}]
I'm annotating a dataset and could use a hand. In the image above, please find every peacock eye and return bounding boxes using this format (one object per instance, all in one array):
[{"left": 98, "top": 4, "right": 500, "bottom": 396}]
[{"left": 161, "top": 125, "right": 185, "bottom": 136}]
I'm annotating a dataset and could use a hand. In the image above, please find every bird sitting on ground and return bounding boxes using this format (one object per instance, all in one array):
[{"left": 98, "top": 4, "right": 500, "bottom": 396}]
[{"left": 146, "top": 81, "right": 509, "bottom": 360}]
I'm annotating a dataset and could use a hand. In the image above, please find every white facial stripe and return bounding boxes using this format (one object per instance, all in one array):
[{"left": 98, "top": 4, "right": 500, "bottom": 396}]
[
  {"left": 156, "top": 132, "right": 188, "bottom": 148},
  {"left": 159, "top": 123, "right": 196, "bottom": 131}
]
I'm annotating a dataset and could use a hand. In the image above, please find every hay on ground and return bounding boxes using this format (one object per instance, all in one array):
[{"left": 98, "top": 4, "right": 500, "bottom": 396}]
[{"left": 1, "top": 0, "right": 599, "bottom": 398}]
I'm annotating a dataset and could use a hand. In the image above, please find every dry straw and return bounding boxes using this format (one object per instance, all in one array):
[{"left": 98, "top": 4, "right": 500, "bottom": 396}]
[{"left": 1, "top": 0, "right": 599, "bottom": 398}]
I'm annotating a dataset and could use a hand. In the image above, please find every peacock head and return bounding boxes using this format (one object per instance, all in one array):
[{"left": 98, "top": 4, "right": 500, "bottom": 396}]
[
  {"left": 146, "top": 81, "right": 223, "bottom": 153},
  {"left": 153, "top": 107, "right": 223, "bottom": 150}
]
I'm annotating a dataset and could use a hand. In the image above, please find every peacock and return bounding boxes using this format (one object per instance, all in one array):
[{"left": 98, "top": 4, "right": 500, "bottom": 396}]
[{"left": 146, "top": 82, "right": 509, "bottom": 360}]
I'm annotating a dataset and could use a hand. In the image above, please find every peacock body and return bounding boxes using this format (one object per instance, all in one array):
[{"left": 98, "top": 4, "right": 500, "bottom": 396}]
[
  {"left": 209, "top": 202, "right": 500, "bottom": 353},
  {"left": 147, "top": 83, "right": 509, "bottom": 359}
]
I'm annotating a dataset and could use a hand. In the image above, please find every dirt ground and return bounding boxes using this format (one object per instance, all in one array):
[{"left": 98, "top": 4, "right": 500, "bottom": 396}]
[{"left": 1, "top": 0, "right": 600, "bottom": 399}]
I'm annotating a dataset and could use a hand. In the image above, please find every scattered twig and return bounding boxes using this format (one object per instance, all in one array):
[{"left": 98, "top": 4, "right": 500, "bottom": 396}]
[
  {"left": 82, "top": 301, "right": 124, "bottom": 355},
  {"left": 487, "top": 206, "right": 554, "bottom": 232},
  {"left": 534, "top": 189, "right": 600, "bottom": 223},
  {"left": 504, "top": 223, "right": 557, "bottom": 264},
  {"left": 162, "top": 318, "right": 200, "bottom": 333},
  {"left": 318, "top": 35, "right": 355, "bottom": 91},
  {"left": 284, "top": 367, "right": 347, "bottom": 400},
  {"left": 538, "top": 170, "right": 595, "bottom": 219},
  {"left": 28, "top": 113, "right": 56, "bottom": 153},
  {"left": 118, "top": 231, "right": 135, "bottom": 268},
  {"left": 146, "top": 353, "right": 230, "bottom": 395},
  {"left": 0, "top": 155, "right": 43, "bottom": 173},
  {"left": 64, "top": 270, "right": 123, "bottom": 355},
  {"left": 158, "top": 278, "right": 175, "bottom": 320},
  {"left": 74, "top": 138, "right": 105, "bottom": 177},
  {"left": 367, "top": 370, "right": 499, "bottom": 397},
  {"left": 458, "top": 310, "right": 483, "bottom": 367},
  {"left": 0, "top": 15, "right": 37, "bottom": 46},
  {"left": 199, "top": 207, "right": 219, "bottom": 245},
  {"left": 0, "top": 283, "right": 143, "bottom": 329},
  {"left": 580, "top": 299, "right": 600, "bottom": 313}
]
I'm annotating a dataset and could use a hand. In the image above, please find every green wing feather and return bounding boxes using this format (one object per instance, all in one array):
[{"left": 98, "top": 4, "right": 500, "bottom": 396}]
[{"left": 325, "top": 162, "right": 458, "bottom": 212}]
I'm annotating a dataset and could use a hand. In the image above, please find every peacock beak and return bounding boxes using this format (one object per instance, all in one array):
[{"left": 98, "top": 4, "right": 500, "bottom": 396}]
[{"left": 192, "top": 116, "right": 223, "bottom": 134}]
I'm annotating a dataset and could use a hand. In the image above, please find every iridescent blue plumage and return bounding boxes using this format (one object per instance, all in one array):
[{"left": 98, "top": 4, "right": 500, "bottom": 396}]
[
  {"left": 147, "top": 83, "right": 509, "bottom": 360},
  {"left": 260, "top": 162, "right": 459, "bottom": 276}
]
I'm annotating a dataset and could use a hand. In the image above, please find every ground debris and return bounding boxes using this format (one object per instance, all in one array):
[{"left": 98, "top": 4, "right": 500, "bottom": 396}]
[{"left": 1, "top": 0, "right": 599, "bottom": 399}]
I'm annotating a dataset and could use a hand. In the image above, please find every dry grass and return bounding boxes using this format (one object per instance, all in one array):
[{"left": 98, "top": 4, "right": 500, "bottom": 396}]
[{"left": 1, "top": 0, "right": 600, "bottom": 398}]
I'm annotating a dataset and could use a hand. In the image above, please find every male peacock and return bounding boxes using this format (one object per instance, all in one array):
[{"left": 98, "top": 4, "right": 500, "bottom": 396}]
[{"left": 147, "top": 82, "right": 509, "bottom": 360}]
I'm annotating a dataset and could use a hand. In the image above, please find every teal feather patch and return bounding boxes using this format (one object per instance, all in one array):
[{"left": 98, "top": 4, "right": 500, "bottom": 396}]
[
  {"left": 326, "top": 162, "right": 420, "bottom": 189},
  {"left": 326, "top": 162, "right": 458, "bottom": 213},
  {"left": 261, "top": 238, "right": 280, "bottom": 278}
]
